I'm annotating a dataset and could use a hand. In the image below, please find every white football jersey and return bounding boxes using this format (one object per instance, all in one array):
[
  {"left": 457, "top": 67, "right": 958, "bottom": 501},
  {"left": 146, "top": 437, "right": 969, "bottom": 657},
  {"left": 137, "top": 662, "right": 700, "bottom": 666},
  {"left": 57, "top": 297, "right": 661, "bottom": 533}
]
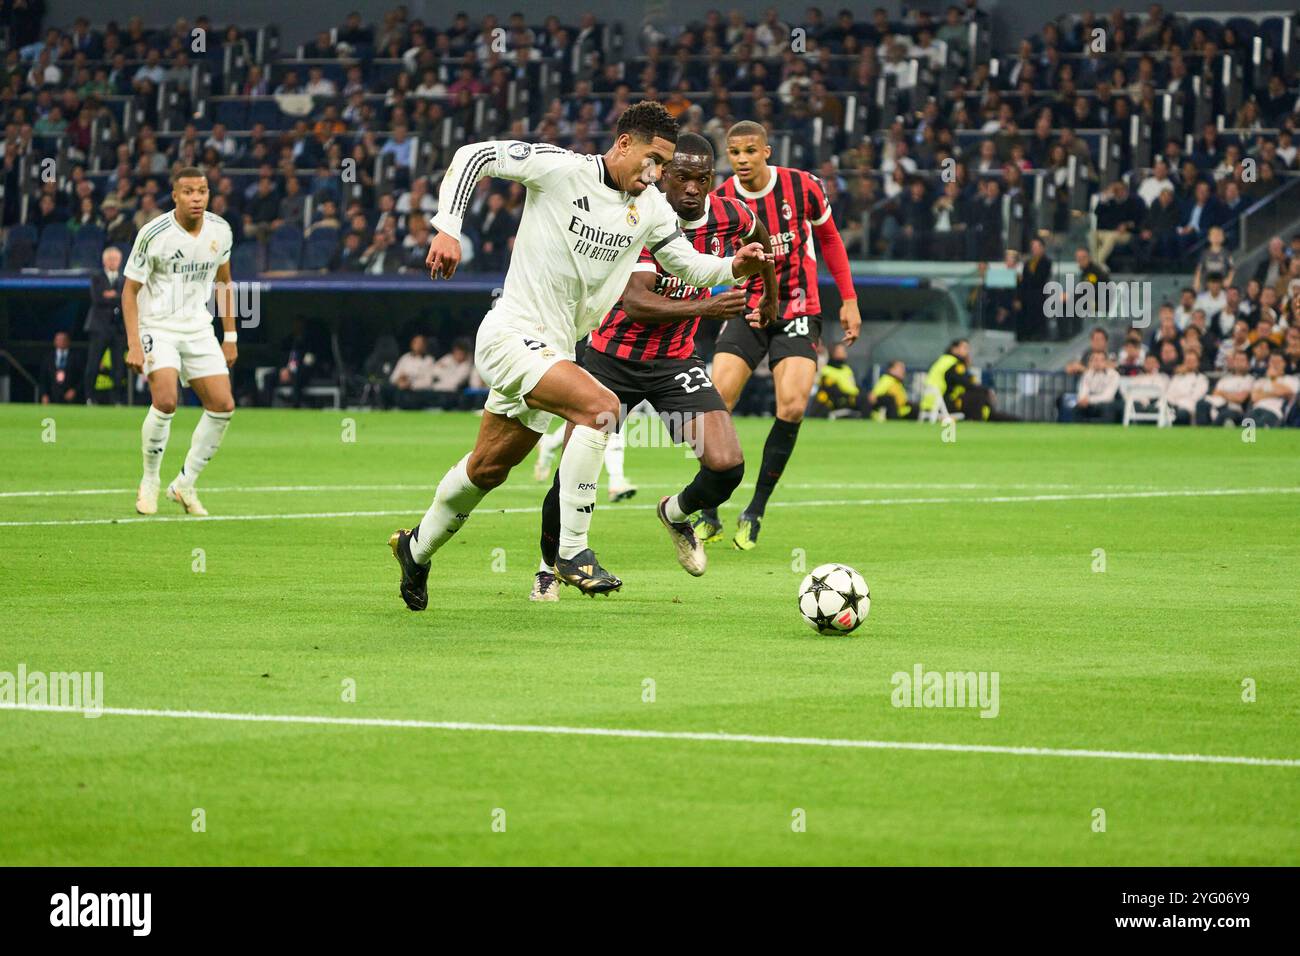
[
  {"left": 124, "top": 210, "right": 233, "bottom": 336},
  {"left": 433, "top": 140, "right": 738, "bottom": 354}
]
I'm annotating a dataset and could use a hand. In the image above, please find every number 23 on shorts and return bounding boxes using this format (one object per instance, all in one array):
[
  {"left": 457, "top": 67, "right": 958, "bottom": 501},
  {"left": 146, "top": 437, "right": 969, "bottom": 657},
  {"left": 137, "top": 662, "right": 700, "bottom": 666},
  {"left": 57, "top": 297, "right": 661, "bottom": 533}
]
[{"left": 675, "top": 367, "right": 713, "bottom": 393}]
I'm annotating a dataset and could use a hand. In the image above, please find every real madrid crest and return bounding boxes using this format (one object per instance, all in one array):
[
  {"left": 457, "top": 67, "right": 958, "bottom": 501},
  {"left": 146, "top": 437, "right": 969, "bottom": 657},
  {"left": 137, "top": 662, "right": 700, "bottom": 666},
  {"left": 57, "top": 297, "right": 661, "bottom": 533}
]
[
  {"left": 781, "top": 200, "right": 793, "bottom": 220},
  {"left": 626, "top": 203, "right": 639, "bottom": 227}
]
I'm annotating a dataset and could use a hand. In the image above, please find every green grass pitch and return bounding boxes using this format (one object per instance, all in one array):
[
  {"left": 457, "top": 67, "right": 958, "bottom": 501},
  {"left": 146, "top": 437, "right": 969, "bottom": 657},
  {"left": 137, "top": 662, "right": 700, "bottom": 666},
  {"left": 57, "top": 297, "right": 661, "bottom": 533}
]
[{"left": 1, "top": 405, "right": 1297, "bottom": 865}]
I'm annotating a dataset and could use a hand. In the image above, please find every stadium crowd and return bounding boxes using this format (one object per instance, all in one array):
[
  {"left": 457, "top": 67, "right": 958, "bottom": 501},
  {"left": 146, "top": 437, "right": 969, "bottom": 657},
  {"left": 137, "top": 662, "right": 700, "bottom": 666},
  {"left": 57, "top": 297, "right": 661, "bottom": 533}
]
[
  {"left": 4, "top": 4, "right": 1299, "bottom": 420},
  {"left": 4, "top": 4, "right": 1298, "bottom": 276}
]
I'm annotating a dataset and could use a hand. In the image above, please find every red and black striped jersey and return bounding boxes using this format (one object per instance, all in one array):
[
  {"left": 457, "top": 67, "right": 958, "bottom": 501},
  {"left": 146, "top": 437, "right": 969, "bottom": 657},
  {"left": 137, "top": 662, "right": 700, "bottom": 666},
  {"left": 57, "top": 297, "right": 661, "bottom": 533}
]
[
  {"left": 714, "top": 165, "right": 832, "bottom": 320},
  {"left": 589, "top": 194, "right": 757, "bottom": 361}
]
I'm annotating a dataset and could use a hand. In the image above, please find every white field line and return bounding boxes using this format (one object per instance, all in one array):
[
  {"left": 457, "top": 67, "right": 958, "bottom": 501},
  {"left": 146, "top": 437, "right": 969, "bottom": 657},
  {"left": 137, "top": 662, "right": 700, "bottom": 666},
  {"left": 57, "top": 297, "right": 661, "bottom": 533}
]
[
  {"left": 0, "top": 481, "right": 1127, "bottom": 499},
  {"left": 2, "top": 702, "right": 1296, "bottom": 768},
  {"left": 1, "top": 486, "right": 1298, "bottom": 529}
]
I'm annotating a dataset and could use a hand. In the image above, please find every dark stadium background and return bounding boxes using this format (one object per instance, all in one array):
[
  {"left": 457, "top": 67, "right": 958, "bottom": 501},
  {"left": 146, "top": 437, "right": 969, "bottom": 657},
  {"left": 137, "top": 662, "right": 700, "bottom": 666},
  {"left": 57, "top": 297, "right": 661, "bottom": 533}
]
[{"left": 3, "top": 0, "right": 1298, "bottom": 424}]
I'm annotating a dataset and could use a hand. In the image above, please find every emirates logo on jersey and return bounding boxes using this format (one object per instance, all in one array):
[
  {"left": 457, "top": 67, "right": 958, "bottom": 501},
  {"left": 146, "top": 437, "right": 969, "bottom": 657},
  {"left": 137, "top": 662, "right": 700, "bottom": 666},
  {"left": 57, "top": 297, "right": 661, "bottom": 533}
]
[
  {"left": 781, "top": 201, "right": 794, "bottom": 221},
  {"left": 710, "top": 235, "right": 721, "bottom": 256}
]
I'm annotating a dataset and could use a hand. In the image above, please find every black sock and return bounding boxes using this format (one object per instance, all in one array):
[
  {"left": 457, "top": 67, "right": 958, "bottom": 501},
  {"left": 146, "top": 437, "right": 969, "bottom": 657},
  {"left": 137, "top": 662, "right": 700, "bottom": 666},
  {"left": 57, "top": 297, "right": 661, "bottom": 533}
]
[
  {"left": 540, "top": 470, "right": 561, "bottom": 569},
  {"left": 746, "top": 417, "right": 801, "bottom": 516},
  {"left": 678, "top": 463, "right": 745, "bottom": 516}
]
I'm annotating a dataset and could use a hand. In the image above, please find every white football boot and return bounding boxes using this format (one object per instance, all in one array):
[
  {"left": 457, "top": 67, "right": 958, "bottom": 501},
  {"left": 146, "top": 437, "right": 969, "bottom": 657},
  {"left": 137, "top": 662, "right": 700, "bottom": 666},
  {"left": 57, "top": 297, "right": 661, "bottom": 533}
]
[
  {"left": 136, "top": 480, "right": 159, "bottom": 515},
  {"left": 529, "top": 569, "right": 561, "bottom": 602},
  {"left": 167, "top": 482, "right": 209, "bottom": 516},
  {"left": 657, "top": 497, "right": 706, "bottom": 576}
]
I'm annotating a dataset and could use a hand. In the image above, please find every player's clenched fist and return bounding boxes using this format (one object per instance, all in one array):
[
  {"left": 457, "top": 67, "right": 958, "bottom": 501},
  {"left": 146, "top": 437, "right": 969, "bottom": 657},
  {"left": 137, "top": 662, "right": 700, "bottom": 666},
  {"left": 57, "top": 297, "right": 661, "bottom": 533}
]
[
  {"left": 126, "top": 342, "right": 144, "bottom": 374},
  {"left": 730, "top": 241, "right": 768, "bottom": 279},
  {"left": 426, "top": 232, "right": 462, "bottom": 280}
]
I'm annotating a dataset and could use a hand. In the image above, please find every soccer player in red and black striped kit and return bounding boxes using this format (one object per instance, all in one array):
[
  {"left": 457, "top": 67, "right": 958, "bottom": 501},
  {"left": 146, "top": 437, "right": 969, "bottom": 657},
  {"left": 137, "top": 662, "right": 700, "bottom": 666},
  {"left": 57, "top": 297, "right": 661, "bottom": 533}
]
[
  {"left": 531, "top": 131, "right": 778, "bottom": 600},
  {"left": 700, "top": 121, "right": 862, "bottom": 550}
]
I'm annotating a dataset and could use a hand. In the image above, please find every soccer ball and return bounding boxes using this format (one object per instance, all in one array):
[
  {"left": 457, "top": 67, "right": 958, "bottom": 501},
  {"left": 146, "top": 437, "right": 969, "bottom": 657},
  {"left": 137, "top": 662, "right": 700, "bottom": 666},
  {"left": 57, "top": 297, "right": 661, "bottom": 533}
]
[{"left": 798, "top": 563, "right": 870, "bottom": 635}]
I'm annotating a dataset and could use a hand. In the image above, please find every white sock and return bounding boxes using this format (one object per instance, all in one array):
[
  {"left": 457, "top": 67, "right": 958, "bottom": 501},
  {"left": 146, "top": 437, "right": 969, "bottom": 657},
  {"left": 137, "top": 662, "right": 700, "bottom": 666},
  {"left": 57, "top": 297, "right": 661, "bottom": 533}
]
[
  {"left": 140, "top": 406, "right": 173, "bottom": 484},
  {"left": 175, "top": 410, "right": 232, "bottom": 488},
  {"left": 411, "top": 454, "right": 487, "bottom": 565},
  {"left": 538, "top": 559, "right": 554, "bottom": 573},
  {"left": 558, "top": 425, "right": 608, "bottom": 560},
  {"left": 664, "top": 494, "right": 689, "bottom": 523},
  {"left": 604, "top": 429, "right": 627, "bottom": 486}
]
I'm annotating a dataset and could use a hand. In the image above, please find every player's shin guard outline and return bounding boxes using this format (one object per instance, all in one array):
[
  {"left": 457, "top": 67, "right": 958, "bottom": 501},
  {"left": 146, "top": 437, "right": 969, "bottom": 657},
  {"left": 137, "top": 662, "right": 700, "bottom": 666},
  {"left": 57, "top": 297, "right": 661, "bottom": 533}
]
[
  {"left": 747, "top": 417, "right": 801, "bottom": 515},
  {"left": 557, "top": 424, "right": 608, "bottom": 560},
  {"left": 411, "top": 453, "right": 487, "bottom": 565},
  {"left": 177, "top": 410, "right": 232, "bottom": 488},
  {"left": 140, "top": 406, "right": 174, "bottom": 482}
]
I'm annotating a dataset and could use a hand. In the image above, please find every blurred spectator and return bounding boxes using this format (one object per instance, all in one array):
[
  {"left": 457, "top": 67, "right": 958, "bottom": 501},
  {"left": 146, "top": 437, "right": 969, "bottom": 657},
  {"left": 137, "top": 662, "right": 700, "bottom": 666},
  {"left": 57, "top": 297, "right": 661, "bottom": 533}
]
[
  {"left": 382, "top": 334, "right": 439, "bottom": 409},
  {"left": 428, "top": 338, "right": 475, "bottom": 408},
  {"left": 1196, "top": 350, "right": 1254, "bottom": 426},
  {"left": 1248, "top": 353, "right": 1299, "bottom": 427},
  {"left": 39, "top": 332, "right": 81, "bottom": 405},
  {"left": 1164, "top": 350, "right": 1209, "bottom": 424},
  {"left": 1074, "top": 350, "right": 1122, "bottom": 424},
  {"left": 1193, "top": 227, "right": 1234, "bottom": 291},
  {"left": 84, "top": 247, "right": 127, "bottom": 404},
  {"left": 1091, "top": 180, "right": 1142, "bottom": 270},
  {"left": 867, "top": 359, "right": 914, "bottom": 420},
  {"left": 809, "top": 342, "right": 865, "bottom": 418}
]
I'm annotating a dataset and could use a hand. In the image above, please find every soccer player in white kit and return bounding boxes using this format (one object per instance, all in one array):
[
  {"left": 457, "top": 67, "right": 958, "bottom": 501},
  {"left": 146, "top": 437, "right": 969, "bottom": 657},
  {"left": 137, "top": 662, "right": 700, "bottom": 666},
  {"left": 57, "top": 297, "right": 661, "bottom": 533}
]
[
  {"left": 123, "top": 167, "right": 237, "bottom": 517},
  {"left": 389, "top": 102, "right": 770, "bottom": 609}
]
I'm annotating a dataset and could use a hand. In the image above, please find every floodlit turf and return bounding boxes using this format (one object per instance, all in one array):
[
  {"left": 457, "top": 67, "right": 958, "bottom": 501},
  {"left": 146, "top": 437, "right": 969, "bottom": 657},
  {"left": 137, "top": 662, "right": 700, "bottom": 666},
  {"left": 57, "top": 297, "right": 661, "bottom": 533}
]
[{"left": 1, "top": 404, "right": 1297, "bottom": 865}]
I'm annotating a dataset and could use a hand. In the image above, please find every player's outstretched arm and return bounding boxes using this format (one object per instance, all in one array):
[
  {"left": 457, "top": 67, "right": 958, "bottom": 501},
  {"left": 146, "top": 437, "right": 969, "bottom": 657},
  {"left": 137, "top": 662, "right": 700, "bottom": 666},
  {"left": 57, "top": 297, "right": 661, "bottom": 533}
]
[
  {"left": 812, "top": 212, "right": 860, "bottom": 345},
  {"left": 651, "top": 232, "right": 741, "bottom": 292},
  {"left": 619, "top": 271, "right": 748, "bottom": 323}
]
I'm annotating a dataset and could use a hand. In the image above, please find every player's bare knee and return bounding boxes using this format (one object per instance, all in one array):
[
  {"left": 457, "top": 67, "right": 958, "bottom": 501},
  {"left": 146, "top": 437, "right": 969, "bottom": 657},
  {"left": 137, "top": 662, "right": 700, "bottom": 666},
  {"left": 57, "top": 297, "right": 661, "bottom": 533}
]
[
  {"left": 575, "top": 387, "right": 620, "bottom": 432},
  {"left": 151, "top": 396, "right": 177, "bottom": 415},
  {"left": 207, "top": 397, "right": 235, "bottom": 415},
  {"left": 776, "top": 402, "right": 807, "bottom": 423},
  {"left": 702, "top": 447, "right": 743, "bottom": 473}
]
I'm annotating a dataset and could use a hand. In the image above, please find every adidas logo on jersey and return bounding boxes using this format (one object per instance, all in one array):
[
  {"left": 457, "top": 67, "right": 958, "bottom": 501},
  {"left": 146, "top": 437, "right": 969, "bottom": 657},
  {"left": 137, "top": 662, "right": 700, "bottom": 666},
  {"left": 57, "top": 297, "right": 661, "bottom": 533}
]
[
  {"left": 172, "top": 250, "right": 185, "bottom": 259},
  {"left": 572, "top": 196, "right": 591, "bottom": 211}
]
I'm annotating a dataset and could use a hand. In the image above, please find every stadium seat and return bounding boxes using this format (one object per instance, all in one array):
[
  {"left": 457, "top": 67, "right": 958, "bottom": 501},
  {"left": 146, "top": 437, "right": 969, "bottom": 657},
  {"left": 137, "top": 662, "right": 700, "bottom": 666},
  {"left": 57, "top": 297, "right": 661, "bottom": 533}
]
[
  {"left": 3, "top": 225, "right": 38, "bottom": 271},
  {"left": 302, "top": 233, "right": 338, "bottom": 270},
  {"left": 39, "top": 224, "right": 71, "bottom": 248},
  {"left": 35, "top": 239, "right": 69, "bottom": 270},
  {"left": 1120, "top": 381, "right": 1170, "bottom": 427},
  {"left": 267, "top": 236, "right": 302, "bottom": 271},
  {"left": 212, "top": 100, "right": 249, "bottom": 129},
  {"left": 69, "top": 235, "right": 105, "bottom": 270},
  {"left": 270, "top": 223, "right": 303, "bottom": 245},
  {"left": 231, "top": 241, "right": 262, "bottom": 278}
]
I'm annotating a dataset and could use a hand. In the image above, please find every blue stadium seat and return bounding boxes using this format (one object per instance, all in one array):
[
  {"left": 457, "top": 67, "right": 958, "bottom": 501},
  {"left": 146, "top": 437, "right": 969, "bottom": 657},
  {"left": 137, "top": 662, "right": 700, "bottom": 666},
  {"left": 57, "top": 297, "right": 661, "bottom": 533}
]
[
  {"left": 213, "top": 100, "right": 249, "bottom": 129},
  {"left": 70, "top": 234, "right": 105, "bottom": 270},
  {"left": 230, "top": 241, "right": 262, "bottom": 278},
  {"left": 302, "top": 234, "right": 338, "bottom": 270},
  {"left": 35, "top": 239, "right": 68, "bottom": 270},
  {"left": 250, "top": 99, "right": 287, "bottom": 129},
  {"left": 2, "top": 224, "right": 37, "bottom": 271},
  {"left": 39, "top": 224, "right": 71, "bottom": 247},
  {"left": 271, "top": 223, "right": 303, "bottom": 244},
  {"left": 267, "top": 236, "right": 302, "bottom": 271}
]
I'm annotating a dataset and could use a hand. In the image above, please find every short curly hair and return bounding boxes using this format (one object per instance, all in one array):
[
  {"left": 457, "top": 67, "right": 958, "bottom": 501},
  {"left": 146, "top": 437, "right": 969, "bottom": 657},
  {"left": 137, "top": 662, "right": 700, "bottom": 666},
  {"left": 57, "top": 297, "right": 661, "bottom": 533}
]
[{"left": 615, "top": 100, "right": 679, "bottom": 144}]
